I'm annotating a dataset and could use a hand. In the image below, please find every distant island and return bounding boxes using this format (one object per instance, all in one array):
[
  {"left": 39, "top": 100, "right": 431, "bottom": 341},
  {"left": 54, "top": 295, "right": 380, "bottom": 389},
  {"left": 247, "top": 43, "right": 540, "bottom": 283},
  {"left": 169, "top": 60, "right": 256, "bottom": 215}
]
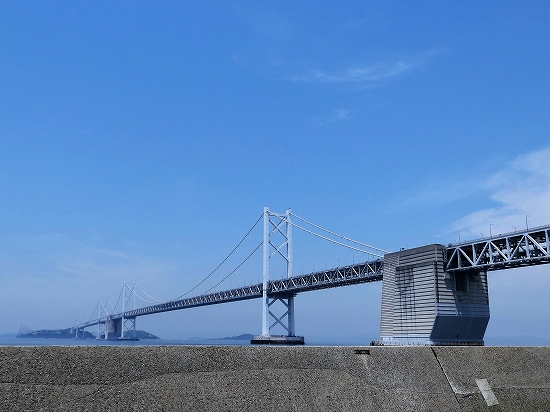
[
  {"left": 17, "top": 328, "right": 160, "bottom": 340},
  {"left": 16, "top": 328, "right": 95, "bottom": 339},
  {"left": 122, "top": 330, "right": 160, "bottom": 340},
  {"left": 188, "top": 333, "right": 255, "bottom": 341},
  {"left": 216, "top": 333, "right": 254, "bottom": 341}
]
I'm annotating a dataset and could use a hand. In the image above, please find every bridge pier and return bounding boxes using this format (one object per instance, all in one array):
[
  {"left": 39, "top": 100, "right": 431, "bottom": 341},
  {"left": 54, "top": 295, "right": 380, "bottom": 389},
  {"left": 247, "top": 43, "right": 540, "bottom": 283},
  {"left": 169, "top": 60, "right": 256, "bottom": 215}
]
[
  {"left": 377, "top": 244, "right": 490, "bottom": 346},
  {"left": 104, "top": 317, "right": 121, "bottom": 340},
  {"left": 103, "top": 316, "right": 138, "bottom": 340}
]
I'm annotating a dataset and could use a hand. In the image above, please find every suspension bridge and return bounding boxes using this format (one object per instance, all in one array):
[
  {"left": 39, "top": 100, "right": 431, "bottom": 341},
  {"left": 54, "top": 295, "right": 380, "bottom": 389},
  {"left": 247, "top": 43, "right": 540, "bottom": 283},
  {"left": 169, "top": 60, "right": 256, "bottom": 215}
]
[{"left": 71, "top": 207, "right": 550, "bottom": 345}]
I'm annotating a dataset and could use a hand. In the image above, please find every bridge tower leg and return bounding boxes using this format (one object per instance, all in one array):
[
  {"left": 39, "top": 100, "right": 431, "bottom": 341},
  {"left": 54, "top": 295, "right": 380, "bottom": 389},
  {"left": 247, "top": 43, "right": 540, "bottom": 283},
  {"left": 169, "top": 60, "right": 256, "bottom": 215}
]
[
  {"left": 121, "top": 317, "right": 137, "bottom": 340},
  {"left": 74, "top": 327, "right": 85, "bottom": 339},
  {"left": 96, "top": 300, "right": 107, "bottom": 339},
  {"left": 96, "top": 321, "right": 105, "bottom": 340},
  {"left": 252, "top": 207, "right": 304, "bottom": 345},
  {"left": 72, "top": 315, "right": 86, "bottom": 339},
  {"left": 119, "top": 283, "right": 138, "bottom": 340}
]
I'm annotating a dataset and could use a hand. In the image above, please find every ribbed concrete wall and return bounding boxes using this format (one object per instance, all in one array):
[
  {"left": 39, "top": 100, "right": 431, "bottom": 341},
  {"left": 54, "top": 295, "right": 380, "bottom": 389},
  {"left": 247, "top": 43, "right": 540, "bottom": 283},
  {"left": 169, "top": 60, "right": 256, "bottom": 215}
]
[
  {"left": 381, "top": 245, "right": 445, "bottom": 342},
  {"left": 380, "top": 244, "right": 490, "bottom": 345},
  {"left": 1, "top": 346, "right": 549, "bottom": 411}
]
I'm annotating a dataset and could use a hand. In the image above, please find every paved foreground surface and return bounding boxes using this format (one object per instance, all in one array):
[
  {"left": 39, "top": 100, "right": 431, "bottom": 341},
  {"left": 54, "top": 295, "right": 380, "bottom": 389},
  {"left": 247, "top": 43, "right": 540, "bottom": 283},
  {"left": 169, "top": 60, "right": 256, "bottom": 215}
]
[{"left": 0, "top": 345, "right": 549, "bottom": 411}]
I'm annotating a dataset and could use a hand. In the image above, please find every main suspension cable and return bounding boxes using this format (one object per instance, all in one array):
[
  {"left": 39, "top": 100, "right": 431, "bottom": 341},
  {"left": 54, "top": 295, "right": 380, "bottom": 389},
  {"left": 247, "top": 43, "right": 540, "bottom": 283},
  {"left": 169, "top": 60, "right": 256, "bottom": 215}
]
[
  {"left": 289, "top": 221, "right": 384, "bottom": 257},
  {"left": 110, "top": 286, "right": 124, "bottom": 315},
  {"left": 134, "top": 282, "right": 163, "bottom": 304},
  {"left": 168, "top": 213, "right": 263, "bottom": 302},
  {"left": 291, "top": 212, "right": 388, "bottom": 253},
  {"left": 105, "top": 299, "right": 115, "bottom": 315},
  {"left": 124, "top": 282, "right": 162, "bottom": 305},
  {"left": 88, "top": 300, "right": 101, "bottom": 323},
  {"left": 201, "top": 242, "right": 262, "bottom": 295},
  {"left": 98, "top": 299, "right": 110, "bottom": 320},
  {"left": 103, "top": 212, "right": 263, "bottom": 316}
]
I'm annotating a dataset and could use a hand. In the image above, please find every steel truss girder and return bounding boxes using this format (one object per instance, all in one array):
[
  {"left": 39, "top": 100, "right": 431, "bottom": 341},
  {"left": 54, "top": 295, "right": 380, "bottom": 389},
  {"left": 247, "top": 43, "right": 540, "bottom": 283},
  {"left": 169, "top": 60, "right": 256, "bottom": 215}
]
[
  {"left": 120, "top": 284, "right": 264, "bottom": 320},
  {"left": 445, "top": 225, "right": 550, "bottom": 272},
  {"left": 269, "top": 260, "right": 384, "bottom": 294},
  {"left": 74, "top": 260, "right": 383, "bottom": 330}
]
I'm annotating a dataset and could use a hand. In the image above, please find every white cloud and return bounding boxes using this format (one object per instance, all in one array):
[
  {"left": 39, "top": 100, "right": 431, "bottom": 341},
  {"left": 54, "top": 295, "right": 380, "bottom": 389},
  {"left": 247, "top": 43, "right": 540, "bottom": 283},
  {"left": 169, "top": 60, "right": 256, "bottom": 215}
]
[
  {"left": 291, "top": 49, "right": 443, "bottom": 86},
  {"left": 292, "top": 60, "right": 415, "bottom": 83},
  {"left": 313, "top": 108, "right": 351, "bottom": 125},
  {"left": 333, "top": 109, "right": 350, "bottom": 120},
  {"left": 450, "top": 147, "right": 550, "bottom": 238}
]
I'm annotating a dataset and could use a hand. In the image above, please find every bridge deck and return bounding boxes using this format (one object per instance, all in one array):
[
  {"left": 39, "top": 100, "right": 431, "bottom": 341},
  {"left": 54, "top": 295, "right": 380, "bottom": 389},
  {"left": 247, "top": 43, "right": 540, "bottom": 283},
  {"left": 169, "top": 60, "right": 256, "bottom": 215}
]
[{"left": 77, "top": 260, "right": 383, "bottom": 329}]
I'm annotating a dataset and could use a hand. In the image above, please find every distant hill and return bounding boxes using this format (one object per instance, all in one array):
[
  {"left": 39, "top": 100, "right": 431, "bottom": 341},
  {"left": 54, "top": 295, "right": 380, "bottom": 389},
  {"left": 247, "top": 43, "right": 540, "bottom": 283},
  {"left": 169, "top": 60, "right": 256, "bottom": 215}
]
[
  {"left": 123, "top": 330, "right": 160, "bottom": 340},
  {"left": 16, "top": 328, "right": 95, "bottom": 339},
  {"left": 17, "top": 328, "right": 160, "bottom": 340},
  {"left": 216, "top": 333, "right": 254, "bottom": 341}
]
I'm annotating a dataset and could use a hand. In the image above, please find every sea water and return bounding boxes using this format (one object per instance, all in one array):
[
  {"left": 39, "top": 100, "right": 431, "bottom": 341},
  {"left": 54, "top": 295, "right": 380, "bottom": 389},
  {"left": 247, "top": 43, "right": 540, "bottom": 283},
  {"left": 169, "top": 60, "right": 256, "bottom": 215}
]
[
  {"left": 0, "top": 338, "right": 252, "bottom": 347},
  {"left": 0, "top": 337, "right": 370, "bottom": 347}
]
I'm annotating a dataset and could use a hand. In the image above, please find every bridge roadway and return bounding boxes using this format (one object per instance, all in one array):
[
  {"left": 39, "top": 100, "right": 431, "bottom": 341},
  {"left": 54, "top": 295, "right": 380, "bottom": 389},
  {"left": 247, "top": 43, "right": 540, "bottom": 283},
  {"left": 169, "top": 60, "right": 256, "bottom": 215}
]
[
  {"left": 77, "top": 259, "right": 384, "bottom": 330},
  {"left": 75, "top": 224, "right": 550, "bottom": 331}
]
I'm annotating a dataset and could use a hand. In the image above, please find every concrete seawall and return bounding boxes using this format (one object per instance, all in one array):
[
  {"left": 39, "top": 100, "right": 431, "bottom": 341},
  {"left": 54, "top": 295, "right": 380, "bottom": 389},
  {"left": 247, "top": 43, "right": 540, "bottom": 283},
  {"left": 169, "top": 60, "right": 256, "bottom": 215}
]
[{"left": 1, "top": 346, "right": 549, "bottom": 411}]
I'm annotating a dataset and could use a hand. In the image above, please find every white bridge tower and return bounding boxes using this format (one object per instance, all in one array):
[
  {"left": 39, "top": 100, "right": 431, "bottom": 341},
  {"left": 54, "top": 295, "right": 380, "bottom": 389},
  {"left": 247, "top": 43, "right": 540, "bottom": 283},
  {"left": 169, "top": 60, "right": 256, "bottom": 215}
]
[{"left": 251, "top": 206, "right": 305, "bottom": 345}]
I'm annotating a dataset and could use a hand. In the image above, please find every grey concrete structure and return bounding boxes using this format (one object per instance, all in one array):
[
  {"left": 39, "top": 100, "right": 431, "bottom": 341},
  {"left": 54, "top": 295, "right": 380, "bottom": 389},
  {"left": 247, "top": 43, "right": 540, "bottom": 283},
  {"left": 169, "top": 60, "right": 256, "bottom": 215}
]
[
  {"left": 104, "top": 317, "right": 122, "bottom": 340},
  {"left": 1, "top": 345, "right": 549, "bottom": 411},
  {"left": 380, "top": 244, "right": 489, "bottom": 345}
]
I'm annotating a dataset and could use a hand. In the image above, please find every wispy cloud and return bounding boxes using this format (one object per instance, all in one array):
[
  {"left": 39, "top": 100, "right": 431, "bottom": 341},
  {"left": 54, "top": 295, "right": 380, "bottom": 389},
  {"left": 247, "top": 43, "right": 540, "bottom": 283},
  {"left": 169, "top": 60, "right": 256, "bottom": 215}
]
[
  {"left": 402, "top": 176, "right": 488, "bottom": 209},
  {"left": 450, "top": 147, "right": 550, "bottom": 238},
  {"left": 0, "top": 232, "right": 178, "bottom": 295},
  {"left": 290, "top": 49, "right": 446, "bottom": 88},
  {"left": 0, "top": 233, "right": 185, "bottom": 330},
  {"left": 290, "top": 50, "right": 442, "bottom": 86},
  {"left": 333, "top": 109, "right": 350, "bottom": 120},
  {"left": 292, "top": 60, "right": 415, "bottom": 83},
  {"left": 312, "top": 108, "right": 351, "bottom": 125}
]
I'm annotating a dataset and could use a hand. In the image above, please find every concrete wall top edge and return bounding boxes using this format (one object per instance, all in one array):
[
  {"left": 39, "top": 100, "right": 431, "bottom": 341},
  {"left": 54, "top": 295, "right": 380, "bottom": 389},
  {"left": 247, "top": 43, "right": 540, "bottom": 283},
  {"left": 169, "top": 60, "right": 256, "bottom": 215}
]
[{"left": 385, "top": 244, "right": 446, "bottom": 259}]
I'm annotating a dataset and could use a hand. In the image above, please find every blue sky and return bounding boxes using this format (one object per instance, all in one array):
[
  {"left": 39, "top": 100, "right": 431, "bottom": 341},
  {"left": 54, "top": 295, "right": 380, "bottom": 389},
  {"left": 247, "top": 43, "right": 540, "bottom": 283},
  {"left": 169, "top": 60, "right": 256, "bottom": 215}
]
[{"left": 1, "top": 1, "right": 549, "bottom": 343}]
